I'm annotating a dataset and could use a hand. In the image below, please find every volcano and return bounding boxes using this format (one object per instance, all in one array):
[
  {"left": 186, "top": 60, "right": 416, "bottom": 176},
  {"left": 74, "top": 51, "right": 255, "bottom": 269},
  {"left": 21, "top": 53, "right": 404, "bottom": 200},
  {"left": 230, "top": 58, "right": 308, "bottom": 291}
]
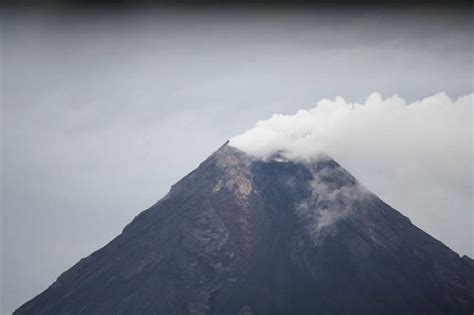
[{"left": 15, "top": 143, "right": 474, "bottom": 315}]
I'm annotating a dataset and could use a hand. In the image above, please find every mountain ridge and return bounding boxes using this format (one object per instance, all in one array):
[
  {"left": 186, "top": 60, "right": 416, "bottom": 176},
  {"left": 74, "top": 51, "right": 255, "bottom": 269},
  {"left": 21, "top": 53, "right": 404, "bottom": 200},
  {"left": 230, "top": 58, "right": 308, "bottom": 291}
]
[{"left": 15, "top": 143, "right": 474, "bottom": 315}]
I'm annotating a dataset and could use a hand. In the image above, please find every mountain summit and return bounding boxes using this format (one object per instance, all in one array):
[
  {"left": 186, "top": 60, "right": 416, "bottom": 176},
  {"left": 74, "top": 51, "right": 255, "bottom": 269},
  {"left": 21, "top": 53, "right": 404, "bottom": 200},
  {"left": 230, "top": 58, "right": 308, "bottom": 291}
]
[{"left": 15, "top": 143, "right": 474, "bottom": 314}]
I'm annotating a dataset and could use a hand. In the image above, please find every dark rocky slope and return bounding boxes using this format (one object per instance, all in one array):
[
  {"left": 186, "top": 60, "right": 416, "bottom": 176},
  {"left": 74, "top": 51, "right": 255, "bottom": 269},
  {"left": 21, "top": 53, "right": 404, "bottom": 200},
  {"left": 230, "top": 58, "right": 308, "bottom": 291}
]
[{"left": 15, "top": 143, "right": 474, "bottom": 315}]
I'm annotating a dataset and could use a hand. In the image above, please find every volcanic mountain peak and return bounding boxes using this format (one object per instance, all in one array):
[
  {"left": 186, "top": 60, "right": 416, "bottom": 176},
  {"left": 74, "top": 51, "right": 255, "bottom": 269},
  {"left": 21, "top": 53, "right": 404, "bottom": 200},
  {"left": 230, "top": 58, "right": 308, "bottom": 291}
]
[{"left": 15, "top": 142, "right": 474, "bottom": 315}]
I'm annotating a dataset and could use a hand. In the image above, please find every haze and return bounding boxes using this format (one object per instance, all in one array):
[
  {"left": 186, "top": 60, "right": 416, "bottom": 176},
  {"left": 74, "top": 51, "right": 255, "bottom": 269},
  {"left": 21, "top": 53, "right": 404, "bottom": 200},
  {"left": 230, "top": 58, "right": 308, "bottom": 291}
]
[{"left": 2, "top": 5, "right": 473, "bottom": 314}]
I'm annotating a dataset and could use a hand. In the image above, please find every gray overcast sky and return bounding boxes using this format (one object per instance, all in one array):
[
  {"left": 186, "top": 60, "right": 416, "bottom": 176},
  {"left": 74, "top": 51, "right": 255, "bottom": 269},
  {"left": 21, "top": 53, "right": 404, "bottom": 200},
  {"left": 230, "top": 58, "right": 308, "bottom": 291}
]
[{"left": 1, "top": 5, "right": 473, "bottom": 314}]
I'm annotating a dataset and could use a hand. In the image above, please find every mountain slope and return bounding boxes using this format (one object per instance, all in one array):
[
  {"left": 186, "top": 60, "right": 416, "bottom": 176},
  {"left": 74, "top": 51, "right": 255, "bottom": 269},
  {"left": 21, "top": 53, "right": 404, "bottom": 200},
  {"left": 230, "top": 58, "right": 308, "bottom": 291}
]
[{"left": 15, "top": 143, "right": 474, "bottom": 315}]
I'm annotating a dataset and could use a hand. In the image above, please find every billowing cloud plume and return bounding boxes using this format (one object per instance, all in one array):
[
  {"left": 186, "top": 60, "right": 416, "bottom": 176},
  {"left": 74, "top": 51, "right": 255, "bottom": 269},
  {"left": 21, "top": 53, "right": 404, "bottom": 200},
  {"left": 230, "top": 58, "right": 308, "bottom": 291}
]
[
  {"left": 230, "top": 92, "right": 473, "bottom": 162},
  {"left": 231, "top": 93, "right": 473, "bottom": 256}
]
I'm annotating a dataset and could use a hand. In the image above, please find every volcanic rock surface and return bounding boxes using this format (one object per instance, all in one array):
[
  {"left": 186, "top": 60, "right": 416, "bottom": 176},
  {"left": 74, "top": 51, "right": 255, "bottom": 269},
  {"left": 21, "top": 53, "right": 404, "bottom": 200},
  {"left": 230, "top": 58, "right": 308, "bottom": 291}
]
[{"left": 15, "top": 143, "right": 474, "bottom": 315}]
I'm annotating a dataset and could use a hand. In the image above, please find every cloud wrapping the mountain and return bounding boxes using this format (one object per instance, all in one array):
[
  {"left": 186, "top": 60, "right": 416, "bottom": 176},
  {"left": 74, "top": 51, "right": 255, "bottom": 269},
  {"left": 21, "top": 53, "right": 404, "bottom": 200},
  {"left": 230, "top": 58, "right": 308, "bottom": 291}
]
[
  {"left": 296, "top": 163, "right": 370, "bottom": 244},
  {"left": 230, "top": 92, "right": 473, "bottom": 256}
]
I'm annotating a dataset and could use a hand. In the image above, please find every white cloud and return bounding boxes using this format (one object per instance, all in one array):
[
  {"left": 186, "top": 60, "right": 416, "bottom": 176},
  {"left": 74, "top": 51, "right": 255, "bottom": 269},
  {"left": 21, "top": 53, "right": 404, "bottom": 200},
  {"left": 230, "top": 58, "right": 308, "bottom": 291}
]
[
  {"left": 295, "top": 163, "right": 370, "bottom": 244},
  {"left": 230, "top": 92, "right": 473, "bottom": 256},
  {"left": 230, "top": 92, "right": 472, "bottom": 162}
]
